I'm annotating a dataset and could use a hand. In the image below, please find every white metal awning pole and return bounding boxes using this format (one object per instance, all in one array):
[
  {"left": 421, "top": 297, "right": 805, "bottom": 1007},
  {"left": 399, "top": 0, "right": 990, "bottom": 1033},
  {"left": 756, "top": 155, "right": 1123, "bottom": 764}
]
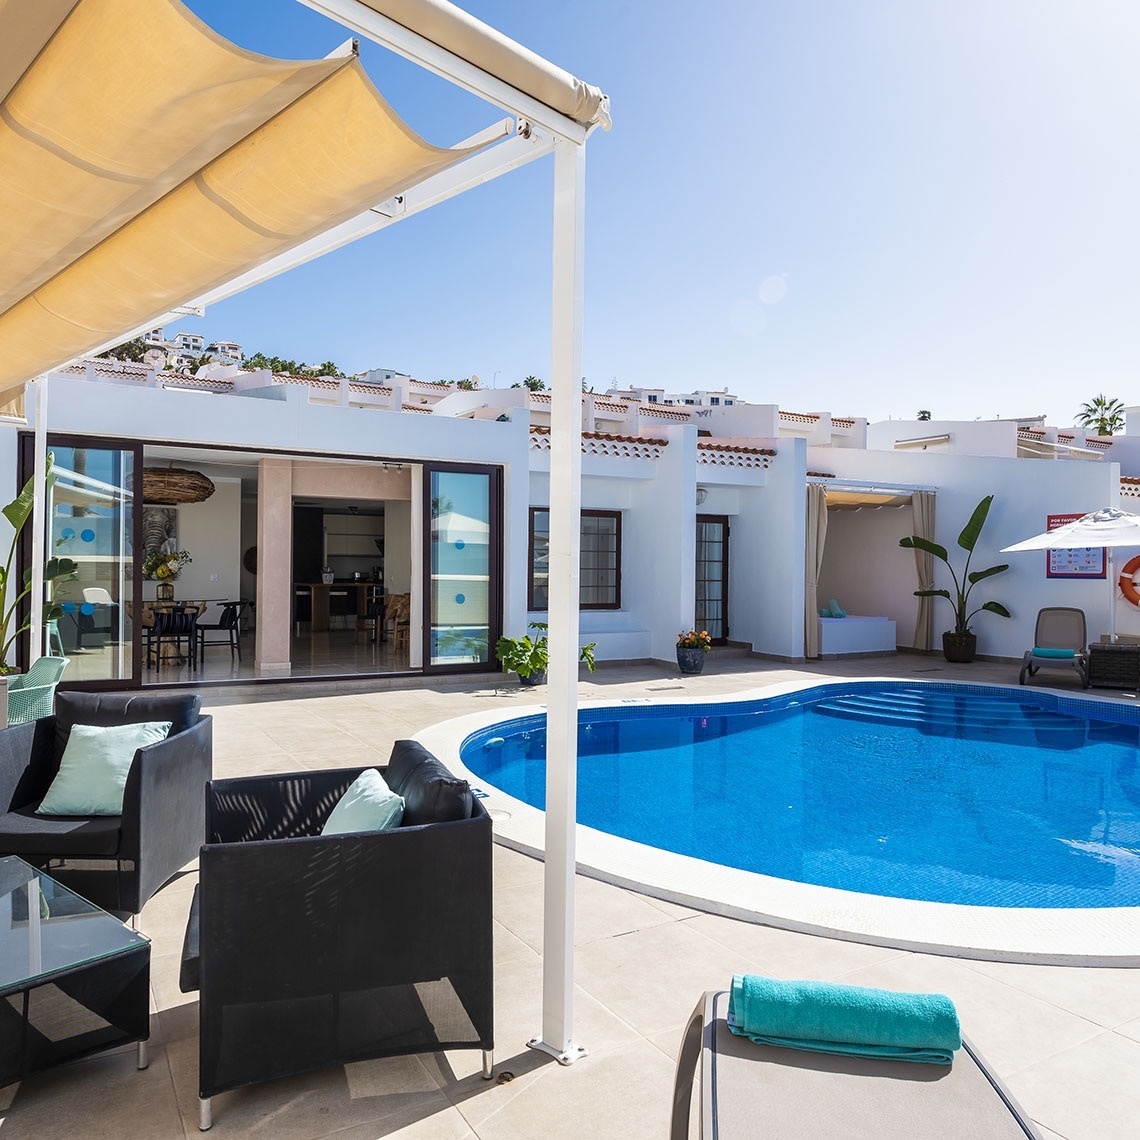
[
  {"left": 528, "top": 137, "right": 586, "bottom": 1065},
  {"left": 29, "top": 378, "right": 48, "bottom": 663}
]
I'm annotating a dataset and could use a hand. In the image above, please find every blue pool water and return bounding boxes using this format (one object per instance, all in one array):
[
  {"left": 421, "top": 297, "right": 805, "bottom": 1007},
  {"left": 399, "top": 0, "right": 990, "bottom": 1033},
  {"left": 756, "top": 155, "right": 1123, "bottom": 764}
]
[{"left": 460, "top": 684, "right": 1140, "bottom": 908}]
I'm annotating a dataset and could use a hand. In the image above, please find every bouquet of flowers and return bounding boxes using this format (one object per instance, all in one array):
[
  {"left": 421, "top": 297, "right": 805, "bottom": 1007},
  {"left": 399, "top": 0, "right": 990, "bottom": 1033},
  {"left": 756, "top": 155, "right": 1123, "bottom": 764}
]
[
  {"left": 141, "top": 548, "right": 192, "bottom": 581},
  {"left": 677, "top": 629, "right": 712, "bottom": 653}
]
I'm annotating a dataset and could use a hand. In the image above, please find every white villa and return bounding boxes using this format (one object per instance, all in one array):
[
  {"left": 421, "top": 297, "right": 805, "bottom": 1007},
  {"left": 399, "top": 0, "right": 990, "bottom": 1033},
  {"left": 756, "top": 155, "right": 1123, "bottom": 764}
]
[{"left": 0, "top": 358, "right": 1132, "bottom": 689}]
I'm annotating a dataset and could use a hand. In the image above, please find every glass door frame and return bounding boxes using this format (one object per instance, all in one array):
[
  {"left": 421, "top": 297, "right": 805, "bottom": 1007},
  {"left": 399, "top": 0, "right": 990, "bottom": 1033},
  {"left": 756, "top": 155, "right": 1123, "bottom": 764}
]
[
  {"left": 18, "top": 432, "right": 144, "bottom": 690},
  {"left": 696, "top": 513, "right": 730, "bottom": 646},
  {"left": 420, "top": 461, "right": 503, "bottom": 676}
]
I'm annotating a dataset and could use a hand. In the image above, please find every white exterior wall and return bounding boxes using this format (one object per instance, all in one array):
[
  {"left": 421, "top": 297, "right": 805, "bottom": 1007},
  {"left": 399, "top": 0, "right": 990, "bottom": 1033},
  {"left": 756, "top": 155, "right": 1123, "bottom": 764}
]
[
  {"left": 807, "top": 447, "right": 1120, "bottom": 658},
  {"left": 866, "top": 419, "right": 1017, "bottom": 457},
  {"left": 725, "top": 437, "right": 807, "bottom": 660}
]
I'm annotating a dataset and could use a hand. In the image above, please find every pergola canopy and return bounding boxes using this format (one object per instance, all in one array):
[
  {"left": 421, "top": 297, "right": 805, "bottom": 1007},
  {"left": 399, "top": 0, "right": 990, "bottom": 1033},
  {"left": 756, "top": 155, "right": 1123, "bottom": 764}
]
[
  {"left": 0, "top": 0, "right": 484, "bottom": 400},
  {"left": 352, "top": 0, "right": 608, "bottom": 127}
]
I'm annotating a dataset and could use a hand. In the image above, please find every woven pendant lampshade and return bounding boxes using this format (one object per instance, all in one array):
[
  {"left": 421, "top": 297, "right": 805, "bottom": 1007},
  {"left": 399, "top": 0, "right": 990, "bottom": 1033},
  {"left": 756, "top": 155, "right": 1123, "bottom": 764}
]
[{"left": 142, "top": 467, "right": 215, "bottom": 505}]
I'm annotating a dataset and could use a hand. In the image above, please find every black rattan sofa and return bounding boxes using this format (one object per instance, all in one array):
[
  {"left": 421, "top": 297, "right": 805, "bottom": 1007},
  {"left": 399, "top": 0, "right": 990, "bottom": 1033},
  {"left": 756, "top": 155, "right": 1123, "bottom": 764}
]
[
  {"left": 179, "top": 741, "right": 494, "bottom": 1130},
  {"left": 0, "top": 691, "right": 212, "bottom": 916}
]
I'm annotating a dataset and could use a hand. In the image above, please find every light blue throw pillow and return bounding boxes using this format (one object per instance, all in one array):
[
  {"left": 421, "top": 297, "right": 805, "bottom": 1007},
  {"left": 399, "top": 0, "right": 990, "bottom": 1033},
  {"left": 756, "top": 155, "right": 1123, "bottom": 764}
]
[
  {"left": 38, "top": 721, "right": 172, "bottom": 816},
  {"left": 321, "top": 769, "right": 404, "bottom": 836}
]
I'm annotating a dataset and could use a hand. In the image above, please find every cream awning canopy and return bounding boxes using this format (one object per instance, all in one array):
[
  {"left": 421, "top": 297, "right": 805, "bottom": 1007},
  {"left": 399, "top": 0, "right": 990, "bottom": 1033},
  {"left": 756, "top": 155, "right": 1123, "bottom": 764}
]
[{"left": 0, "top": 0, "right": 485, "bottom": 400}]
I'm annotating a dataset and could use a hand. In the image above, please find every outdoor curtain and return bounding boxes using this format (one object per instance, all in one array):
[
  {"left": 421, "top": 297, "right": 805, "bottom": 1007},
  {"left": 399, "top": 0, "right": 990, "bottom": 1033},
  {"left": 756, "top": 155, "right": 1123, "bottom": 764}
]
[
  {"left": 910, "top": 491, "right": 936, "bottom": 650},
  {"left": 0, "top": 0, "right": 483, "bottom": 401},
  {"left": 804, "top": 483, "right": 827, "bottom": 658}
]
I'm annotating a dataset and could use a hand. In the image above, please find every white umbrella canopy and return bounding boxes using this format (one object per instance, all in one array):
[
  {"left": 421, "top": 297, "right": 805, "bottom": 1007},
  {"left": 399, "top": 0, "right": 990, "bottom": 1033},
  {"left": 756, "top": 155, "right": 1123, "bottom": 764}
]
[
  {"left": 1001, "top": 507, "right": 1140, "bottom": 641},
  {"left": 1001, "top": 507, "right": 1140, "bottom": 552}
]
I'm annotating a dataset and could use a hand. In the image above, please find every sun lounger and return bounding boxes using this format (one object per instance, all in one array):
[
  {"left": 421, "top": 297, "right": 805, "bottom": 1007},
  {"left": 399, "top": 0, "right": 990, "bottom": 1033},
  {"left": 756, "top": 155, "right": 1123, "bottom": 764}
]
[
  {"left": 1019, "top": 607, "right": 1089, "bottom": 688},
  {"left": 670, "top": 990, "right": 1040, "bottom": 1139}
]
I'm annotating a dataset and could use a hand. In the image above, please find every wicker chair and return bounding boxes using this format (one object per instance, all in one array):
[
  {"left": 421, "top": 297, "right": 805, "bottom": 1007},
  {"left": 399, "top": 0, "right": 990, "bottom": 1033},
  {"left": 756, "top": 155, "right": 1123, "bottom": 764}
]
[
  {"left": 0, "top": 691, "right": 212, "bottom": 916},
  {"left": 179, "top": 742, "right": 493, "bottom": 1130},
  {"left": 7, "top": 656, "right": 69, "bottom": 726}
]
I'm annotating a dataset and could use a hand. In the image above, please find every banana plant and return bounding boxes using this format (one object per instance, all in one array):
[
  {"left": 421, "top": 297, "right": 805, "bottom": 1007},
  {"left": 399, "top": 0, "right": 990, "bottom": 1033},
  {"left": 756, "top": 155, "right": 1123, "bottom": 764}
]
[
  {"left": 900, "top": 495, "right": 1011, "bottom": 635},
  {"left": 0, "top": 454, "right": 79, "bottom": 671}
]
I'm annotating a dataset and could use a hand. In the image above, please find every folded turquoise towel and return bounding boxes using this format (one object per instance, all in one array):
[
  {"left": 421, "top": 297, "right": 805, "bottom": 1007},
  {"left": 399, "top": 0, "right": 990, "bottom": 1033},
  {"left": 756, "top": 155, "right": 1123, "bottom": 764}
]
[
  {"left": 727, "top": 974, "right": 960, "bottom": 1065},
  {"left": 818, "top": 608, "right": 830, "bottom": 618},
  {"left": 827, "top": 599, "right": 847, "bottom": 619},
  {"left": 1033, "top": 647, "right": 1076, "bottom": 659}
]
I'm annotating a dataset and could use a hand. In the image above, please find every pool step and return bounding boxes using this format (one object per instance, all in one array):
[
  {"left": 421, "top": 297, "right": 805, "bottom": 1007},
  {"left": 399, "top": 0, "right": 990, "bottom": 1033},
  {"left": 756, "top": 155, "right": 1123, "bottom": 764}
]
[{"left": 811, "top": 691, "right": 1096, "bottom": 737}]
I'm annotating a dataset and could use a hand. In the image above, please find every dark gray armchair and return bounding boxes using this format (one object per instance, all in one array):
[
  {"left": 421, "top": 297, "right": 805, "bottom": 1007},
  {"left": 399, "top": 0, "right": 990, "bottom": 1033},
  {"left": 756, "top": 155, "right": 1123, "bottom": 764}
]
[
  {"left": 0, "top": 691, "right": 212, "bottom": 916},
  {"left": 179, "top": 741, "right": 493, "bottom": 1130}
]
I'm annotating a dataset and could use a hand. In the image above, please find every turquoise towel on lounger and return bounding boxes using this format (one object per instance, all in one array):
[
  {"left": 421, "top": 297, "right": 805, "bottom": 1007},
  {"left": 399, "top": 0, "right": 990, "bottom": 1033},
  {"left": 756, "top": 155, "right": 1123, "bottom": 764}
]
[
  {"left": 1032, "top": 647, "right": 1076, "bottom": 658},
  {"left": 727, "top": 974, "right": 960, "bottom": 1065}
]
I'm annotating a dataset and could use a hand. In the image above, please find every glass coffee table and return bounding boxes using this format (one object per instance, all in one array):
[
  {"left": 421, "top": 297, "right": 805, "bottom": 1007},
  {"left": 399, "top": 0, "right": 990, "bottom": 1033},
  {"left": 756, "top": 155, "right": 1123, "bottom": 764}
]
[{"left": 0, "top": 856, "right": 150, "bottom": 1085}]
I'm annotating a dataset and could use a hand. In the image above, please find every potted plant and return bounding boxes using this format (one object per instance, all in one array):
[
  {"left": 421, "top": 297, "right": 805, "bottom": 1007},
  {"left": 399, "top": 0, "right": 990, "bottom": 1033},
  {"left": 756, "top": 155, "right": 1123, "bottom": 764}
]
[
  {"left": 676, "top": 629, "right": 712, "bottom": 674},
  {"left": 495, "top": 622, "right": 596, "bottom": 686},
  {"left": 899, "top": 495, "right": 1011, "bottom": 663}
]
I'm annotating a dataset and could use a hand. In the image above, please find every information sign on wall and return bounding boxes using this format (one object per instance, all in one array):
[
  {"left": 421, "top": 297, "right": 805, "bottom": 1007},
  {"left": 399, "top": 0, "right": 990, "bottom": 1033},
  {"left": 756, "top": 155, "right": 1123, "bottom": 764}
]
[{"left": 1045, "top": 513, "right": 1105, "bottom": 579}]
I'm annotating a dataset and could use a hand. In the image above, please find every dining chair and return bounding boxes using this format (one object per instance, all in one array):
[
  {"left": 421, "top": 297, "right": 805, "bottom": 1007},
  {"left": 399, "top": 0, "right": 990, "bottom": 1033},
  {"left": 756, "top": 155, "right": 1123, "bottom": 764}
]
[
  {"left": 146, "top": 606, "right": 198, "bottom": 672},
  {"left": 197, "top": 601, "right": 246, "bottom": 666}
]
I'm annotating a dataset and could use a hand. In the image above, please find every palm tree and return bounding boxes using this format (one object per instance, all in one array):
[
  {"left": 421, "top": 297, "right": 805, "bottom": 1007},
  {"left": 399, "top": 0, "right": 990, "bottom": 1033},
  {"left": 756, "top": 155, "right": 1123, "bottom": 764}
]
[
  {"left": 511, "top": 375, "right": 546, "bottom": 391},
  {"left": 1076, "top": 394, "right": 1125, "bottom": 436},
  {"left": 917, "top": 409, "right": 932, "bottom": 421}
]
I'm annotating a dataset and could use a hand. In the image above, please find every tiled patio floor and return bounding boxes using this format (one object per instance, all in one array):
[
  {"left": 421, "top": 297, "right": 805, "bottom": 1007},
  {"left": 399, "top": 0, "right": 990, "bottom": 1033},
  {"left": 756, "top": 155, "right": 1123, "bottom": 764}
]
[{"left": 3, "top": 653, "right": 1137, "bottom": 1138}]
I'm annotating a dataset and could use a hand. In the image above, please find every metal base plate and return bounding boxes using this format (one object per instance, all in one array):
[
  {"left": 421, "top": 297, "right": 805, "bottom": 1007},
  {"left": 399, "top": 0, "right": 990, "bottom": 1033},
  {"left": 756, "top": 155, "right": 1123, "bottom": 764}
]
[{"left": 526, "top": 1037, "right": 588, "bottom": 1065}]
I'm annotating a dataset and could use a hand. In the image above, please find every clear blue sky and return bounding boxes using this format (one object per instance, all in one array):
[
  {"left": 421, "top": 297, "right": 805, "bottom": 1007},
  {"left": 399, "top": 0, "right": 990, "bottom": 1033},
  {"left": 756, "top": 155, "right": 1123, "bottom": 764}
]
[{"left": 181, "top": 0, "right": 1140, "bottom": 425}]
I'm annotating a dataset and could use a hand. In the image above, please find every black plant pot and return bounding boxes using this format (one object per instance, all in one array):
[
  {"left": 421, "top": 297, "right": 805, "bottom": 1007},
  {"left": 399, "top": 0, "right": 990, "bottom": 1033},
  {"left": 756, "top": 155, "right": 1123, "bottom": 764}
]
[
  {"left": 676, "top": 646, "right": 706, "bottom": 675},
  {"left": 519, "top": 671, "right": 547, "bottom": 686},
  {"left": 942, "top": 631, "right": 977, "bottom": 664}
]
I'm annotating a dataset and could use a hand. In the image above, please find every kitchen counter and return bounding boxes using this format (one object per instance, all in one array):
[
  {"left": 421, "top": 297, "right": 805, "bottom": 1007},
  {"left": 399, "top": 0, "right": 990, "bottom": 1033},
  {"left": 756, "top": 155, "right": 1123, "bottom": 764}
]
[{"left": 295, "top": 582, "right": 383, "bottom": 632}]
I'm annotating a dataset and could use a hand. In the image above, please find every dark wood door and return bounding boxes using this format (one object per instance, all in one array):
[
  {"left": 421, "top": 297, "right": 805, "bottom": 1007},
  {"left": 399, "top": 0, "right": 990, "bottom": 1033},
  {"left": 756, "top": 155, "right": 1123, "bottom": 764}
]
[{"left": 696, "top": 515, "right": 729, "bottom": 644}]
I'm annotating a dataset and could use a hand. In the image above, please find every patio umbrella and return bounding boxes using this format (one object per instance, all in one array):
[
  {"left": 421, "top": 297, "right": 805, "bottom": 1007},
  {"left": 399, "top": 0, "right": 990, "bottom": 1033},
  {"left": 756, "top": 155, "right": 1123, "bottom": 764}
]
[{"left": 1001, "top": 507, "right": 1140, "bottom": 642}]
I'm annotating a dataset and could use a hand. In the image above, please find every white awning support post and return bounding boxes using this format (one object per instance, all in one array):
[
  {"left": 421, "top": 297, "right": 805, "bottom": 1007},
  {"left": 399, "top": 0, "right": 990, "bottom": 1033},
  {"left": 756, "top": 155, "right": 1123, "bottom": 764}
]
[
  {"left": 527, "top": 137, "right": 586, "bottom": 1066},
  {"left": 29, "top": 377, "right": 48, "bottom": 664}
]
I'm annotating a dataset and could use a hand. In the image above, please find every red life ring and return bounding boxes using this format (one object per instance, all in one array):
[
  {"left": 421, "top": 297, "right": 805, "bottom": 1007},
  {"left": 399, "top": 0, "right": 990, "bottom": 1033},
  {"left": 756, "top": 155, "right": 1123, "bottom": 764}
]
[{"left": 1119, "top": 555, "right": 1140, "bottom": 607}]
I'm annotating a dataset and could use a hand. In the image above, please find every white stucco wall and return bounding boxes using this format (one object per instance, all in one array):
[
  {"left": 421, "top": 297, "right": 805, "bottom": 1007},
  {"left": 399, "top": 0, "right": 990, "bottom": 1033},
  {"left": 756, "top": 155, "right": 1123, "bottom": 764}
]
[
  {"left": 807, "top": 447, "right": 1120, "bottom": 658},
  {"left": 726, "top": 437, "right": 807, "bottom": 660},
  {"left": 866, "top": 419, "right": 1017, "bottom": 458}
]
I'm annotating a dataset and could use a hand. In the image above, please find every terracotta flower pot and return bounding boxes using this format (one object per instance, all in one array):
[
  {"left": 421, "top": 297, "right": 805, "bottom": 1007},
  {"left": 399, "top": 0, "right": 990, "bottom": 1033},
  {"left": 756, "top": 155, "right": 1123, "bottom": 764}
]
[{"left": 942, "top": 631, "right": 977, "bottom": 664}]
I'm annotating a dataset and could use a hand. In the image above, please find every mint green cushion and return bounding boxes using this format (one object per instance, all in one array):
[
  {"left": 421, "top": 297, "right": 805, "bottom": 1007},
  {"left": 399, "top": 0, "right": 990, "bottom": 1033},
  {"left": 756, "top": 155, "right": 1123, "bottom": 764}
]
[
  {"left": 828, "top": 599, "right": 847, "bottom": 619},
  {"left": 321, "top": 769, "right": 404, "bottom": 835},
  {"left": 38, "top": 721, "right": 172, "bottom": 816},
  {"left": 1033, "top": 647, "right": 1077, "bottom": 659}
]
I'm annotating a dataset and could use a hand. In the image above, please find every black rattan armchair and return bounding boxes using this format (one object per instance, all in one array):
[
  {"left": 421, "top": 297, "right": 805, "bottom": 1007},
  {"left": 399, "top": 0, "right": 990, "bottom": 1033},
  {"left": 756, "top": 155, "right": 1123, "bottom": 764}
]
[
  {"left": 179, "top": 742, "right": 493, "bottom": 1130},
  {"left": 0, "top": 692, "right": 212, "bottom": 916}
]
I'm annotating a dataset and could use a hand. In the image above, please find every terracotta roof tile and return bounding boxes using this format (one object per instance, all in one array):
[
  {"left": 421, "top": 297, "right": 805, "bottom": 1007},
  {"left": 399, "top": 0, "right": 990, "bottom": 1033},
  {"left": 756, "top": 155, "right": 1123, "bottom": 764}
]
[
  {"left": 697, "top": 441, "right": 777, "bottom": 456},
  {"left": 779, "top": 410, "right": 820, "bottom": 423}
]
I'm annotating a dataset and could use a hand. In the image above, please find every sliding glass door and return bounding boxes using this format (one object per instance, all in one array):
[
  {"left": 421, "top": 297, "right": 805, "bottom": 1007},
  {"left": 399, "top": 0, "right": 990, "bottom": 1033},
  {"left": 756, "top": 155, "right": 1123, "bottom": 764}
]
[
  {"left": 22, "top": 435, "right": 141, "bottom": 686},
  {"left": 424, "top": 465, "right": 501, "bottom": 671}
]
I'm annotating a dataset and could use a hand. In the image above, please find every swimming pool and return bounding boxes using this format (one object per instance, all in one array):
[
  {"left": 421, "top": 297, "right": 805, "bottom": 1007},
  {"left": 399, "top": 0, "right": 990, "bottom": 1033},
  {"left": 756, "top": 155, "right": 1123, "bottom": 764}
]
[{"left": 460, "top": 683, "right": 1140, "bottom": 910}]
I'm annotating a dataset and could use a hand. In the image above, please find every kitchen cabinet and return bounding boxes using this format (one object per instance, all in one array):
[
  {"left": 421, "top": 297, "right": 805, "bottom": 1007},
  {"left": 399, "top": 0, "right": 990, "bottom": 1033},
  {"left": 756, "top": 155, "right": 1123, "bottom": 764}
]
[{"left": 324, "top": 513, "right": 383, "bottom": 557}]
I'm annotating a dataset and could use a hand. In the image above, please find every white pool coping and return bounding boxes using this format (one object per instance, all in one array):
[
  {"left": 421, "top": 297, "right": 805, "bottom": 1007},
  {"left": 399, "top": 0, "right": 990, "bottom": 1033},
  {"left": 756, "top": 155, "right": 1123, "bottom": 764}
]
[{"left": 415, "top": 676, "right": 1140, "bottom": 966}]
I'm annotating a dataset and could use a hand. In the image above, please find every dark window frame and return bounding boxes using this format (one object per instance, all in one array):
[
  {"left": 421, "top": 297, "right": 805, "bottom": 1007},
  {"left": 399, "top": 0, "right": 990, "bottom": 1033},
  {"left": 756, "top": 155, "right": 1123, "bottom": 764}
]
[{"left": 528, "top": 507, "right": 622, "bottom": 611}]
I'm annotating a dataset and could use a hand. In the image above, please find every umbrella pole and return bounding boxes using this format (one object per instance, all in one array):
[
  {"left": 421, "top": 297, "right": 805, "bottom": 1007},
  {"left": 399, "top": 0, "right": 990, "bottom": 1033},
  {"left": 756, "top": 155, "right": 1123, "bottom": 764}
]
[{"left": 1109, "top": 548, "right": 1117, "bottom": 643}]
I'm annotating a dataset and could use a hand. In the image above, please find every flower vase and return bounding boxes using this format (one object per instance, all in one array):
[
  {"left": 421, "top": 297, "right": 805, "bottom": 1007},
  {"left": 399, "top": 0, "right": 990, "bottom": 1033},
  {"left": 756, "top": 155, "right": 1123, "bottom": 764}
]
[
  {"left": 156, "top": 582, "right": 175, "bottom": 602},
  {"left": 676, "top": 646, "right": 705, "bottom": 675}
]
